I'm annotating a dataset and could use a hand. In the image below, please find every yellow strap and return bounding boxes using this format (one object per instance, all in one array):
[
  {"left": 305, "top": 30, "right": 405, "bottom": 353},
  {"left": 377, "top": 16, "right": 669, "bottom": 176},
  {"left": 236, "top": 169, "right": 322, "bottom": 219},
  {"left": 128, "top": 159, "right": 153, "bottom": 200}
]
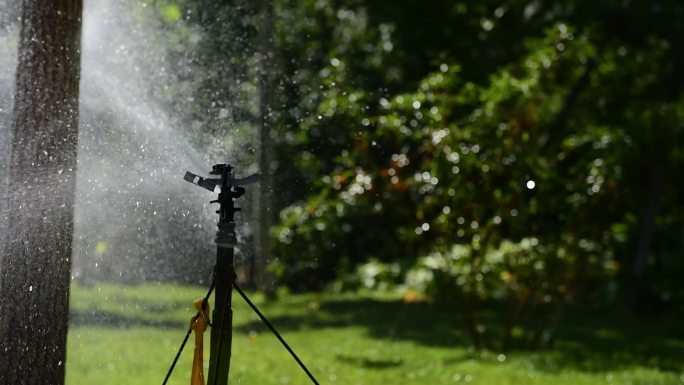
[{"left": 190, "top": 298, "right": 211, "bottom": 385}]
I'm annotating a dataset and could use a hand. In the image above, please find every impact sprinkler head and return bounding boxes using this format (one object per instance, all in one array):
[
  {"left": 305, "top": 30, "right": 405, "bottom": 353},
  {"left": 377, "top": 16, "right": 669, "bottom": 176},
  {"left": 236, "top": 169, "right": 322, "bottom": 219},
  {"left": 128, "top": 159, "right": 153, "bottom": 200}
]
[{"left": 184, "top": 164, "right": 259, "bottom": 247}]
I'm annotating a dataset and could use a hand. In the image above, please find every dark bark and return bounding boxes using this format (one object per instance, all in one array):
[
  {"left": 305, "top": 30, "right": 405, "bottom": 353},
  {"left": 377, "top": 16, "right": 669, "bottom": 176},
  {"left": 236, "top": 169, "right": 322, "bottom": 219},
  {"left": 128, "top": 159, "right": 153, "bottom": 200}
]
[
  {"left": 540, "top": 58, "right": 597, "bottom": 149},
  {"left": 501, "top": 289, "right": 530, "bottom": 352},
  {"left": 0, "top": 0, "right": 82, "bottom": 384},
  {"left": 253, "top": 0, "right": 275, "bottom": 294},
  {"left": 625, "top": 164, "right": 664, "bottom": 315},
  {"left": 632, "top": 166, "right": 663, "bottom": 276},
  {"left": 460, "top": 228, "right": 494, "bottom": 351}
]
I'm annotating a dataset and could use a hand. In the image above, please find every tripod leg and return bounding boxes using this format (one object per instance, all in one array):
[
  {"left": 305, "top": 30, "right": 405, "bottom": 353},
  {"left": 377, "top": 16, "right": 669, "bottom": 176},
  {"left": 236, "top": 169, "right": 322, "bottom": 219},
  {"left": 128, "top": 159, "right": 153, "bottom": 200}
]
[{"left": 233, "top": 282, "right": 320, "bottom": 385}]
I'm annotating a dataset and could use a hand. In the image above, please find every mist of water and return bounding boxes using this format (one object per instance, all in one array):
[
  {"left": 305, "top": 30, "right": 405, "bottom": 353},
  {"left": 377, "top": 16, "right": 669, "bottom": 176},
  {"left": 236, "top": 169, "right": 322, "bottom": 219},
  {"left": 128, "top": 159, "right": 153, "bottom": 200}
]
[
  {"left": 1, "top": 0, "right": 260, "bottom": 285},
  {"left": 0, "top": 6, "right": 18, "bottom": 253}
]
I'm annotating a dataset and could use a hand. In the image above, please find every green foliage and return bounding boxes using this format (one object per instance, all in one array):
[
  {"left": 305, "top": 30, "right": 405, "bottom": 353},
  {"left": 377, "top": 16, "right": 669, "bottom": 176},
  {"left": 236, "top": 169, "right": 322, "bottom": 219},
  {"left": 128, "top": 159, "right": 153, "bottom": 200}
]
[
  {"left": 273, "top": 24, "right": 617, "bottom": 280},
  {"left": 137, "top": 0, "right": 684, "bottom": 350},
  {"left": 341, "top": 232, "right": 617, "bottom": 350},
  {"left": 158, "top": 4, "right": 182, "bottom": 23},
  {"left": 267, "top": 1, "right": 684, "bottom": 348},
  {"left": 408, "top": 236, "right": 615, "bottom": 349}
]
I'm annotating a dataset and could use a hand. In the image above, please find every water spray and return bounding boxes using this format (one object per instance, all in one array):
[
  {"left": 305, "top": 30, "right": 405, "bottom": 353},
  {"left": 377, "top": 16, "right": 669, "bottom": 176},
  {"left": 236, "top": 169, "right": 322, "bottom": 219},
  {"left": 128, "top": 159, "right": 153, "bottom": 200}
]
[{"left": 162, "top": 163, "right": 319, "bottom": 385}]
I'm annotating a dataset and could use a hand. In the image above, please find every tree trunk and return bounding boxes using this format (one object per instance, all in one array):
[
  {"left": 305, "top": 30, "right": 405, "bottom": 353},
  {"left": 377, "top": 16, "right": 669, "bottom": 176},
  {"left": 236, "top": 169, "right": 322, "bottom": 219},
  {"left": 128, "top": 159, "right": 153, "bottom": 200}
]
[
  {"left": 253, "top": 0, "right": 275, "bottom": 294},
  {"left": 625, "top": 164, "right": 664, "bottom": 314},
  {"left": 632, "top": 166, "right": 663, "bottom": 277},
  {"left": 0, "top": 0, "right": 82, "bottom": 384}
]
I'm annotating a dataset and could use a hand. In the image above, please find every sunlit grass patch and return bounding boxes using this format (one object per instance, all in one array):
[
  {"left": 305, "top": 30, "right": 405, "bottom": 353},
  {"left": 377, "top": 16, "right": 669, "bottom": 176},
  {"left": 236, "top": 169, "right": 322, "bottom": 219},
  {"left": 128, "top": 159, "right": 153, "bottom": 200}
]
[{"left": 67, "top": 284, "right": 684, "bottom": 385}]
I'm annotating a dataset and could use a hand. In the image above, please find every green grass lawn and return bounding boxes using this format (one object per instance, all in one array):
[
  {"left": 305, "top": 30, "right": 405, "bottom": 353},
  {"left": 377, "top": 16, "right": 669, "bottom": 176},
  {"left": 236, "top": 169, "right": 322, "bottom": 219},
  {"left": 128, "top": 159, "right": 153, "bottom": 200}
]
[{"left": 66, "top": 283, "right": 684, "bottom": 385}]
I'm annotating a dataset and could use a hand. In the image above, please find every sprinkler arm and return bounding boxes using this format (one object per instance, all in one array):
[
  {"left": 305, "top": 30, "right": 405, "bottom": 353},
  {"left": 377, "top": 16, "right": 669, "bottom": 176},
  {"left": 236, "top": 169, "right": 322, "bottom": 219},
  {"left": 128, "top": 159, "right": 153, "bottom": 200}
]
[
  {"left": 184, "top": 171, "right": 260, "bottom": 193},
  {"left": 183, "top": 164, "right": 259, "bottom": 247}
]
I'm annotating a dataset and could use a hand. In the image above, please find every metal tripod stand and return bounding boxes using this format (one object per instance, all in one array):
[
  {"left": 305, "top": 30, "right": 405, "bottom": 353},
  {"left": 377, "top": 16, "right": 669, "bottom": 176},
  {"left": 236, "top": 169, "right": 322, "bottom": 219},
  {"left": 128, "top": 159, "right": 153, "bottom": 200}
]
[
  {"left": 181, "top": 163, "right": 318, "bottom": 385},
  {"left": 184, "top": 164, "right": 258, "bottom": 385}
]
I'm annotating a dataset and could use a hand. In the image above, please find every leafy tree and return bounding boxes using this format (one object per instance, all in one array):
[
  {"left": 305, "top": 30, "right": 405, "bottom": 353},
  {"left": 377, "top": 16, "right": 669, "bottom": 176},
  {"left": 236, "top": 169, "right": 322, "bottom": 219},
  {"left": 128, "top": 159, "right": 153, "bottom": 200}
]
[
  {"left": 269, "top": 0, "right": 684, "bottom": 348},
  {"left": 132, "top": 1, "right": 684, "bottom": 342}
]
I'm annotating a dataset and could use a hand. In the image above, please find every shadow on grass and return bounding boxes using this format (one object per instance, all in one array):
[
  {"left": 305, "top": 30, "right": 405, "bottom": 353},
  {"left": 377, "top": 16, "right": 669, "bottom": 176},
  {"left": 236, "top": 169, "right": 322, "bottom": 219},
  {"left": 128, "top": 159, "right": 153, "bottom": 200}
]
[
  {"left": 539, "top": 309, "right": 684, "bottom": 373},
  {"left": 69, "top": 309, "right": 185, "bottom": 329},
  {"left": 237, "top": 297, "right": 684, "bottom": 373},
  {"left": 335, "top": 354, "right": 404, "bottom": 369},
  {"left": 237, "top": 298, "right": 465, "bottom": 347}
]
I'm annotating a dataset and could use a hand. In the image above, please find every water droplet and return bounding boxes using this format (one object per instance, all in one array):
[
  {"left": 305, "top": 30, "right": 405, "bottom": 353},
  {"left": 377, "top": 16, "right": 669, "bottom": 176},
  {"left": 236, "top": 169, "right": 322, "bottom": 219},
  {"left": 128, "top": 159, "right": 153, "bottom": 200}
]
[{"left": 526, "top": 180, "right": 536, "bottom": 189}]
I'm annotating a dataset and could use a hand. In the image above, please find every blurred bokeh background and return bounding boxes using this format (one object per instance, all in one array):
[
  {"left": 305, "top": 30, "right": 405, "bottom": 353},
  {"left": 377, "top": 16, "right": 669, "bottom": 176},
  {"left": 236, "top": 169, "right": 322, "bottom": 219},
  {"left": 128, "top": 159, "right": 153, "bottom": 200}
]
[{"left": 1, "top": 0, "right": 683, "bottom": 384}]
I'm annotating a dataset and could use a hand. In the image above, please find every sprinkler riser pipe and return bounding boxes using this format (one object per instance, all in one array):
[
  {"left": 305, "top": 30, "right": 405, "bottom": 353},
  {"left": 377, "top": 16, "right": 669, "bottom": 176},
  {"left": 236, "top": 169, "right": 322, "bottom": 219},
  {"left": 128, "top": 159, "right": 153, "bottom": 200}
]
[
  {"left": 208, "top": 244, "right": 234, "bottom": 385},
  {"left": 216, "top": 221, "right": 237, "bottom": 247}
]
